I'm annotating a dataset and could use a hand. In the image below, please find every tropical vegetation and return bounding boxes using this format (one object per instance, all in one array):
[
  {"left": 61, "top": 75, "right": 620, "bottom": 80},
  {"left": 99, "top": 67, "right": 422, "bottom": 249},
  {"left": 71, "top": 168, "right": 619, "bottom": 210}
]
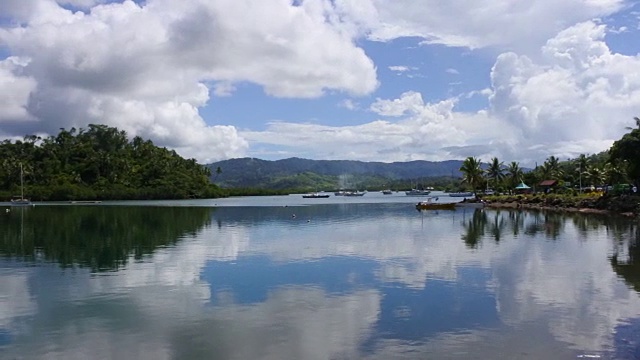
[
  {"left": 0, "top": 124, "right": 225, "bottom": 201},
  {"left": 1, "top": 116, "right": 639, "bottom": 201},
  {"left": 454, "top": 116, "right": 640, "bottom": 195}
]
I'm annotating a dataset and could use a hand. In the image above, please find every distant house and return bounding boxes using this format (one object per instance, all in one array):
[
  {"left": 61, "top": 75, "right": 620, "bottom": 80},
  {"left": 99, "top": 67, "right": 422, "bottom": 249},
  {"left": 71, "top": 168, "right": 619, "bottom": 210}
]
[{"left": 538, "top": 180, "right": 559, "bottom": 193}]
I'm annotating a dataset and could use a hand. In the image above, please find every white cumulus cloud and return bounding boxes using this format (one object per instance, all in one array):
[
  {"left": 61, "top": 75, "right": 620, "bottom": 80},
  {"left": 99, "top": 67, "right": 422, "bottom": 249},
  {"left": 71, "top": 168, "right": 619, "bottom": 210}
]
[
  {"left": 245, "top": 20, "right": 640, "bottom": 165},
  {"left": 336, "top": 0, "right": 625, "bottom": 51},
  {"left": 0, "top": 0, "right": 378, "bottom": 162}
]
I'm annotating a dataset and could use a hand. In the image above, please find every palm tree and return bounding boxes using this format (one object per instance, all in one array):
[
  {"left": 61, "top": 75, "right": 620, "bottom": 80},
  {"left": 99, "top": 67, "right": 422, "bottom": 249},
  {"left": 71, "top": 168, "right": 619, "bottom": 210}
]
[
  {"left": 506, "top": 161, "right": 524, "bottom": 191},
  {"left": 584, "top": 165, "right": 604, "bottom": 187},
  {"left": 459, "top": 157, "right": 484, "bottom": 193},
  {"left": 573, "top": 154, "right": 590, "bottom": 191},
  {"left": 604, "top": 159, "right": 627, "bottom": 185},
  {"left": 546, "top": 156, "right": 564, "bottom": 179},
  {"left": 624, "top": 116, "right": 640, "bottom": 131},
  {"left": 486, "top": 157, "right": 505, "bottom": 191}
]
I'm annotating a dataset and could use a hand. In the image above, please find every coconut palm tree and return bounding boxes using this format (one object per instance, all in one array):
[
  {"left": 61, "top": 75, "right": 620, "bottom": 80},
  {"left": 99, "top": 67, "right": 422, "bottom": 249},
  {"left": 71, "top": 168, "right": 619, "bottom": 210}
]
[
  {"left": 506, "top": 161, "right": 524, "bottom": 191},
  {"left": 546, "top": 156, "right": 564, "bottom": 179},
  {"left": 624, "top": 116, "right": 640, "bottom": 131},
  {"left": 486, "top": 157, "right": 505, "bottom": 191},
  {"left": 584, "top": 165, "right": 604, "bottom": 188},
  {"left": 459, "top": 157, "right": 484, "bottom": 193}
]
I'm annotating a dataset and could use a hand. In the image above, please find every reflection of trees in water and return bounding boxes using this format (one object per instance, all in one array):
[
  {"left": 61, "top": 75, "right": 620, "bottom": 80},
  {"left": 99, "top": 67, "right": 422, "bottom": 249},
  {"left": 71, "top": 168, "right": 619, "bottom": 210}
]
[
  {"left": 461, "top": 209, "right": 487, "bottom": 248},
  {"left": 570, "top": 213, "right": 606, "bottom": 237},
  {"left": 542, "top": 212, "right": 564, "bottom": 240},
  {"left": 521, "top": 210, "right": 564, "bottom": 240},
  {"left": 488, "top": 210, "right": 507, "bottom": 243},
  {"left": 507, "top": 210, "right": 525, "bottom": 237},
  {"left": 523, "top": 210, "right": 545, "bottom": 237},
  {"left": 610, "top": 222, "right": 640, "bottom": 293},
  {"left": 457, "top": 207, "right": 640, "bottom": 292},
  {"left": 0, "top": 206, "right": 213, "bottom": 271}
]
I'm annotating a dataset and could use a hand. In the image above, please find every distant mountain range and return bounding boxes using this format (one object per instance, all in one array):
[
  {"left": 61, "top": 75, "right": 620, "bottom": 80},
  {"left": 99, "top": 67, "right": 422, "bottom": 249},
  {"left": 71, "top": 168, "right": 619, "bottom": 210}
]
[{"left": 206, "top": 157, "right": 467, "bottom": 190}]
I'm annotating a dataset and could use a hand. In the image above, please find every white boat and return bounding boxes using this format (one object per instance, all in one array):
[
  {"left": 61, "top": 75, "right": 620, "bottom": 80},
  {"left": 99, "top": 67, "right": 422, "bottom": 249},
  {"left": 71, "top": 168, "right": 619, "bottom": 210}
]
[
  {"left": 343, "top": 191, "right": 365, "bottom": 197},
  {"left": 10, "top": 163, "right": 31, "bottom": 206},
  {"left": 405, "top": 189, "right": 431, "bottom": 196},
  {"left": 302, "top": 193, "right": 330, "bottom": 198}
]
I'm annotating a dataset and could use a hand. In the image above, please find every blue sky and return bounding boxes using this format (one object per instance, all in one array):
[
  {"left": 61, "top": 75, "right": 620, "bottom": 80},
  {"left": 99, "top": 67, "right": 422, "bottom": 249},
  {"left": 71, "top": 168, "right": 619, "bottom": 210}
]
[{"left": 0, "top": 0, "right": 639, "bottom": 166}]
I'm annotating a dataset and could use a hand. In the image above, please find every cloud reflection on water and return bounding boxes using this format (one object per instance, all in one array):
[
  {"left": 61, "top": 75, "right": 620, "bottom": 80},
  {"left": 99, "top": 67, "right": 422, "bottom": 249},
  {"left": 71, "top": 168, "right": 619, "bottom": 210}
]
[{"left": 0, "top": 204, "right": 639, "bottom": 358}]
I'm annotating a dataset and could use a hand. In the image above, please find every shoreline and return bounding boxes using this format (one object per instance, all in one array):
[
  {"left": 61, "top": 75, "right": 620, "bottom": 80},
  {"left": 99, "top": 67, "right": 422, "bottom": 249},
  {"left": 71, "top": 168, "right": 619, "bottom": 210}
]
[{"left": 472, "top": 194, "right": 640, "bottom": 218}]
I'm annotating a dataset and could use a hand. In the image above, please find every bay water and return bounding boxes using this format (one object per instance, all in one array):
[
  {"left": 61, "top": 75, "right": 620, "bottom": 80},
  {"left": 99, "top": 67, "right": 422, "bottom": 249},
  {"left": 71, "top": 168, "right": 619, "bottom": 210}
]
[{"left": 1, "top": 192, "right": 639, "bottom": 359}]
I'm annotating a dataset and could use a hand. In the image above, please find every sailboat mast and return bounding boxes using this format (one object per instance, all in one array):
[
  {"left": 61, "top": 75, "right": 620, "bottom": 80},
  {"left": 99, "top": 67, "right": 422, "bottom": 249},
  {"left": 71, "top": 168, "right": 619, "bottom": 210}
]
[{"left": 20, "top": 163, "right": 24, "bottom": 199}]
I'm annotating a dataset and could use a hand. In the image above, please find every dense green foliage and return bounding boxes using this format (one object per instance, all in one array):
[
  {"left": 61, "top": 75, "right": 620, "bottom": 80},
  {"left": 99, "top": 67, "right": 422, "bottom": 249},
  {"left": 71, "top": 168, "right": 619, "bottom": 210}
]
[
  {"left": 0, "top": 125, "right": 225, "bottom": 201},
  {"left": 609, "top": 117, "right": 640, "bottom": 183}
]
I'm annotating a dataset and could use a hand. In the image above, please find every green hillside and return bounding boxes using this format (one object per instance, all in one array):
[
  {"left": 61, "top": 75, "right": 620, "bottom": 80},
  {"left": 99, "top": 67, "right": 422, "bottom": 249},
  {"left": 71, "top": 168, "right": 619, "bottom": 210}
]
[{"left": 207, "top": 157, "right": 465, "bottom": 191}]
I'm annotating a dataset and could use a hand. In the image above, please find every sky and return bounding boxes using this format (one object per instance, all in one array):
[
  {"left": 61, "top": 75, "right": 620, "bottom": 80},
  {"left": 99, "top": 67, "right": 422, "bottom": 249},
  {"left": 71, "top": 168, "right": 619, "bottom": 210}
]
[{"left": 0, "top": 0, "right": 639, "bottom": 166}]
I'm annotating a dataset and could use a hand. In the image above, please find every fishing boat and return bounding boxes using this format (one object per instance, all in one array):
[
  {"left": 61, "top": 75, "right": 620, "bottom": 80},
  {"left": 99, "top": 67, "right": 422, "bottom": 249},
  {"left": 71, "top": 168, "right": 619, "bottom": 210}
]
[
  {"left": 415, "top": 197, "right": 456, "bottom": 210},
  {"left": 302, "top": 193, "right": 330, "bottom": 198},
  {"left": 10, "top": 163, "right": 31, "bottom": 206}
]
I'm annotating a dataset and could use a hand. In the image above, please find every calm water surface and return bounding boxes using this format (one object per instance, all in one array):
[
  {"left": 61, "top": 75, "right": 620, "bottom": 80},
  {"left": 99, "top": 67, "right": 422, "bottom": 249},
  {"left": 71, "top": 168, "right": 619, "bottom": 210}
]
[{"left": 1, "top": 193, "right": 640, "bottom": 359}]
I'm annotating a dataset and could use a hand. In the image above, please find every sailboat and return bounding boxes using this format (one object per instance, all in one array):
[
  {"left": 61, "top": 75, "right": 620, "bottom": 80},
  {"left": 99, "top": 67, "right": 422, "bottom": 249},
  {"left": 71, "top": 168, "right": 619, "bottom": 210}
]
[{"left": 11, "top": 163, "right": 31, "bottom": 206}]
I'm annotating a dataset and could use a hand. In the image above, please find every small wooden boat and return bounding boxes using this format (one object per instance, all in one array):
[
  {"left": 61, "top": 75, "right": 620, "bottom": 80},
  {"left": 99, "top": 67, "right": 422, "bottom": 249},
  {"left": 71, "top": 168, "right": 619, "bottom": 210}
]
[{"left": 415, "top": 198, "right": 456, "bottom": 210}]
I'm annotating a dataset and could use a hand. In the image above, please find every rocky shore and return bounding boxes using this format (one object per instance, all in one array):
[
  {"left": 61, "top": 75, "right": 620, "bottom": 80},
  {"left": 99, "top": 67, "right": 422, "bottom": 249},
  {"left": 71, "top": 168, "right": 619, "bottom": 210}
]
[{"left": 478, "top": 194, "right": 640, "bottom": 218}]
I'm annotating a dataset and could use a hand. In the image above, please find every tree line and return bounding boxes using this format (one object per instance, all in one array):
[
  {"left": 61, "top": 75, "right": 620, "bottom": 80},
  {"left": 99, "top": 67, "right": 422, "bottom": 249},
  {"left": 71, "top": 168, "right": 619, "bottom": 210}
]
[
  {"left": 0, "top": 124, "right": 226, "bottom": 201},
  {"left": 457, "top": 117, "right": 640, "bottom": 194}
]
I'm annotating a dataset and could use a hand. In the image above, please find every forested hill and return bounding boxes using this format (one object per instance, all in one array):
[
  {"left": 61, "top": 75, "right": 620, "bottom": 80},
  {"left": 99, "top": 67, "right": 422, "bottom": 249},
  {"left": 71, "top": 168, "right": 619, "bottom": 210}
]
[
  {"left": 207, "top": 157, "right": 465, "bottom": 190},
  {"left": 0, "top": 125, "right": 224, "bottom": 201}
]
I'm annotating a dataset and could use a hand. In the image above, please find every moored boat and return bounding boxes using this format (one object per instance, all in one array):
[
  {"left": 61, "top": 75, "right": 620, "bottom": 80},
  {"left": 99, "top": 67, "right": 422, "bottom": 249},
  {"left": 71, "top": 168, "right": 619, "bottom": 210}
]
[
  {"left": 415, "top": 198, "right": 456, "bottom": 210},
  {"left": 10, "top": 163, "right": 31, "bottom": 206},
  {"left": 343, "top": 191, "right": 365, "bottom": 197},
  {"left": 10, "top": 197, "right": 31, "bottom": 206},
  {"left": 302, "top": 193, "right": 330, "bottom": 198},
  {"left": 405, "top": 189, "right": 431, "bottom": 196}
]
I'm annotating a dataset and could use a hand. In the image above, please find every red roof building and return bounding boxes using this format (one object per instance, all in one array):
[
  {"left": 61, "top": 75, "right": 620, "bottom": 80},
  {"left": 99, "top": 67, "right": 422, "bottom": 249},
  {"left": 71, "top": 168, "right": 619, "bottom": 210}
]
[{"left": 539, "top": 180, "right": 558, "bottom": 187}]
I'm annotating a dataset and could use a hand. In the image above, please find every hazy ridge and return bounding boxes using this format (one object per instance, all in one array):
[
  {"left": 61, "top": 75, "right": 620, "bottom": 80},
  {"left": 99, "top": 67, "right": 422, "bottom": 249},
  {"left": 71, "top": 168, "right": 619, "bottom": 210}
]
[{"left": 206, "top": 157, "right": 466, "bottom": 189}]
